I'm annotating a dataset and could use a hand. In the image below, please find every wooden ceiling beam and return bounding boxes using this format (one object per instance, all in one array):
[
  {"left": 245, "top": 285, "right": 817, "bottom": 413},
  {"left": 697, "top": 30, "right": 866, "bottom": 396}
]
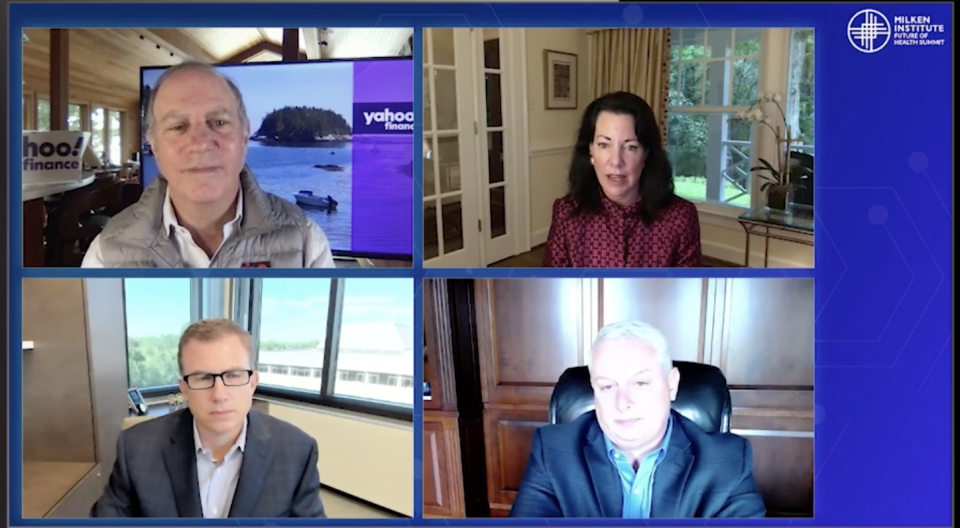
[
  {"left": 221, "top": 41, "right": 271, "bottom": 64},
  {"left": 221, "top": 41, "right": 305, "bottom": 64},
  {"left": 282, "top": 28, "right": 299, "bottom": 62},
  {"left": 49, "top": 29, "right": 70, "bottom": 130}
]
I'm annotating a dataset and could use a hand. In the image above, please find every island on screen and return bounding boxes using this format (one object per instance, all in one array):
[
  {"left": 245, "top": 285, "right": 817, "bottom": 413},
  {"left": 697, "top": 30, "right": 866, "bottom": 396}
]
[{"left": 139, "top": 57, "right": 415, "bottom": 263}]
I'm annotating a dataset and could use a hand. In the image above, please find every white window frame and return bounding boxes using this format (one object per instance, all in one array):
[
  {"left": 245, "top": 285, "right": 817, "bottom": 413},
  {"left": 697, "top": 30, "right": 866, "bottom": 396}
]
[
  {"left": 668, "top": 28, "right": 796, "bottom": 227},
  {"left": 786, "top": 28, "right": 815, "bottom": 159}
]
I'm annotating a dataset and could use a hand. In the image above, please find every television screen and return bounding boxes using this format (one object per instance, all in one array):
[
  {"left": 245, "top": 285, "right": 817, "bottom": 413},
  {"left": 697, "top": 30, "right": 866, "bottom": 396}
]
[{"left": 140, "top": 58, "right": 414, "bottom": 260}]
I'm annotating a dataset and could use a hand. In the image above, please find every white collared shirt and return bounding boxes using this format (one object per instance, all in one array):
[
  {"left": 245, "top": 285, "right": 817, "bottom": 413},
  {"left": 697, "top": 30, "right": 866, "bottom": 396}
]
[
  {"left": 158, "top": 189, "right": 244, "bottom": 268},
  {"left": 194, "top": 418, "right": 247, "bottom": 519},
  {"left": 81, "top": 190, "right": 337, "bottom": 268}
]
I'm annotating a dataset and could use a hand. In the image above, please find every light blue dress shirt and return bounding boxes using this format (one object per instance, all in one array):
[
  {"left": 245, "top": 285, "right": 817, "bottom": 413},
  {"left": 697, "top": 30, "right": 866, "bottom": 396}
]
[{"left": 603, "top": 414, "right": 674, "bottom": 518}]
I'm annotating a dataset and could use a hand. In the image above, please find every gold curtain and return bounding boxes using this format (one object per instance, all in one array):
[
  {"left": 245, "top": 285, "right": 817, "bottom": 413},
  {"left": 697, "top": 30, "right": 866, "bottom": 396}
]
[{"left": 589, "top": 28, "right": 672, "bottom": 142}]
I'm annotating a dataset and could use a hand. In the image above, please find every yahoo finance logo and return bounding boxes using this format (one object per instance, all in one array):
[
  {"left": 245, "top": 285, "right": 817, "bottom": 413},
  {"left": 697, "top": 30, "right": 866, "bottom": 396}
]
[
  {"left": 354, "top": 102, "right": 414, "bottom": 135},
  {"left": 22, "top": 131, "right": 89, "bottom": 175}
]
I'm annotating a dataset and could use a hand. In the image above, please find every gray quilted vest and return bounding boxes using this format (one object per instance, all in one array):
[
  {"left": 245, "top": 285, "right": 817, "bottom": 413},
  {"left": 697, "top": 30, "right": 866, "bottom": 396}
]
[{"left": 95, "top": 167, "right": 315, "bottom": 268}]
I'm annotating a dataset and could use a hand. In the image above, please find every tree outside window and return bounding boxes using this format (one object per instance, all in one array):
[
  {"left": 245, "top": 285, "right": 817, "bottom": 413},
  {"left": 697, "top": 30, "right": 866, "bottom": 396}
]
[
  {"left": 666, "top": 28, "right": 815, "bottom": 209},
  {"left": 667, "top": 28, "right": 760, "bottom": 208},
  {"left": 109, "top": 110, "right": 123, "bottom": 165},
  {"left": 36, "top": 101, "right": 82, "bottom": 131},
  {"left": 787, "top": 29, "right": 815, "bottom": 155},
  {"left": 91, "top": 108, "right": 105, "bottom": 162}
]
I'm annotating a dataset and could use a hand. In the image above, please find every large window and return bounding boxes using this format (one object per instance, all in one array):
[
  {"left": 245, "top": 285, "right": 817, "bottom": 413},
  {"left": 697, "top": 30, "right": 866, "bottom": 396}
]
[
  {"left": 125, "top": 278, "right": 195, "bottom": 391},
  {"left": 667, "top": 28, "right": 760, "bottom": 208},
  {"left": 253, "top": 278, "right": 414, "bottom": 421},
  {"left": 333, "top": 279, "right": 415, "bottom": 405},
  {"left": 787, "top": 29, "right": 815, "bottom": 155},
  {"left": 255, "top": 279, "right": 331, "bottom": 393},
  {"left": 37, "top": 99, "right": 48, "bottom": 130},
  {"left": 667, "top": 28, "right": 815, "bottom": 209},
  {"left": 36, "top": 100, "right": 82, "bottom": 132},
  {"left": 124, "top": 278, "right": 229, "bottom": 394},
  {"left": 108, "top": 110, "right": 123, "bottom": 165},
  {"left": 91, "top": 108, "right": 105, "bottom": 163},
  {"left": 37, "top": 103, "right": 125, "bottom": 163}
]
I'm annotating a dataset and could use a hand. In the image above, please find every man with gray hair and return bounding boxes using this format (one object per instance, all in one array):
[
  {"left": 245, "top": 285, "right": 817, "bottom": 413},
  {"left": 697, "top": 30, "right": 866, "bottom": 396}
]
[
  {"left": 82, "top": 61, "right": 335, "bottom": 268},
  {"left": 510, "top": 320, "right": 765, "bottom": 518}
]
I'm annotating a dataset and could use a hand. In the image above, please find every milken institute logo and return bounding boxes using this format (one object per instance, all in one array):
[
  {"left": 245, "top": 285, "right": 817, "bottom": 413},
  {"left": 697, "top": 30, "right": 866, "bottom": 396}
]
[{"left": 847, "top": 9, "right": 947, "bottom": 52}]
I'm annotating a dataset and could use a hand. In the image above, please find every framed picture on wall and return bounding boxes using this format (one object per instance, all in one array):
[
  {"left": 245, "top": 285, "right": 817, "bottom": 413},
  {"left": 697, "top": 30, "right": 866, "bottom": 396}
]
[{"left": 543, "top": 49, "right": 578, "bottom": 110}]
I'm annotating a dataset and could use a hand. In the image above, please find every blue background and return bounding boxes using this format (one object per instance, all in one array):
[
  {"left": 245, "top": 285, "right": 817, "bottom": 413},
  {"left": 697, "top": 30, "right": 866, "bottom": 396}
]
[{"left": 8, "top": 2, "right": 952, "bottom": 527}]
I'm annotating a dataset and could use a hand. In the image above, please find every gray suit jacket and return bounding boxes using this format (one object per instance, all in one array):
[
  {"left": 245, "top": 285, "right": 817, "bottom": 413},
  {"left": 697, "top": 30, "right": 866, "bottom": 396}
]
[{"left": 91, "top": 409, "right": 326, "bottom": 518}]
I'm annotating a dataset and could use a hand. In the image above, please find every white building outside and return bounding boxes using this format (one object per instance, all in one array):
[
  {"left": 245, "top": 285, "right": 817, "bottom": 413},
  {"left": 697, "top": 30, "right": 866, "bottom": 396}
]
[{"left": 257, "top": 321, "right": 414, "bottom": 407}]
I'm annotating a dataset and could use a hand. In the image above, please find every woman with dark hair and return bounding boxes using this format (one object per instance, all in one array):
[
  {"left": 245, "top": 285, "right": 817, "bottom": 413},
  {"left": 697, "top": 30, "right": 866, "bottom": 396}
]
[{"left": 543, "top": 92, "right": 702, "bottom": 267}]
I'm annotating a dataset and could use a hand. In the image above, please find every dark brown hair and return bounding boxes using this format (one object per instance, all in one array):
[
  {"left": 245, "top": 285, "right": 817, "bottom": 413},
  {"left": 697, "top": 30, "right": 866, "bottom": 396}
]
[{"left": 568, "top": 91, "right": 675, "bottom": 224}]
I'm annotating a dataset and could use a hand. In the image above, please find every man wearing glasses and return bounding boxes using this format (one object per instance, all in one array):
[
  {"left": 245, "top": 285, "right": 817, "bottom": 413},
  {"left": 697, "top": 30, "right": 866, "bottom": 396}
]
[{"left": 91, "top": 319, "right": 325, "bottom": 518}]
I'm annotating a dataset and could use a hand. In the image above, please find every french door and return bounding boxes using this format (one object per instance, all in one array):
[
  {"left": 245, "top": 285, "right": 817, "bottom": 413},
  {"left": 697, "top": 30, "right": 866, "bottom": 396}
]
[
  {"left": 422, "top": 29, "right": 480, "bottom": 267},
  {"left": 423, "top": 29, "right": 523, "bottom": 268}
]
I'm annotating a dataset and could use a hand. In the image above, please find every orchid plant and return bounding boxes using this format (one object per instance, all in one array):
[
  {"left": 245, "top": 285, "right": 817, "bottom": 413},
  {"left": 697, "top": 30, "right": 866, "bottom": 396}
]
[{"left": 733, "top": 92, "right": 811, "bottom": 193}]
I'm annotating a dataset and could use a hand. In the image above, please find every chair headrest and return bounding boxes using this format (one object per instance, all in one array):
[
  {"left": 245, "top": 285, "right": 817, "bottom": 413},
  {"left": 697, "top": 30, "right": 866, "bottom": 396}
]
[{"left": 548, "top": 361, "right": 731, "bottom": 433}]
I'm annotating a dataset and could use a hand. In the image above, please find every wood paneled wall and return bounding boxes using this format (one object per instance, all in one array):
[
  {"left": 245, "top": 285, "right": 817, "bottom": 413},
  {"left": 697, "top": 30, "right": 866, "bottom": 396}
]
[
  {"left": 424, "top": 278, "right": 815, "bottom": 518},
  {"left": 22, "top": 279, "right": 98, "bottom": 463}
]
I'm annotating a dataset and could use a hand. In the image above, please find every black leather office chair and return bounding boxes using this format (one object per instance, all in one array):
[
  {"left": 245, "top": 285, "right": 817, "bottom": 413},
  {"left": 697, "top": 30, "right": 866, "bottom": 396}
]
[{"left": 547, "top": 361, "right": 732, "bottom": 433}]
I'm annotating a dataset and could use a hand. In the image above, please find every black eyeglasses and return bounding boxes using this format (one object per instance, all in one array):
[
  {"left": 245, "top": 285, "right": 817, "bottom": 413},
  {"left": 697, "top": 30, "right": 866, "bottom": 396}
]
[{"left": 183, "top": 370, "right": 253, "bottom": 390}]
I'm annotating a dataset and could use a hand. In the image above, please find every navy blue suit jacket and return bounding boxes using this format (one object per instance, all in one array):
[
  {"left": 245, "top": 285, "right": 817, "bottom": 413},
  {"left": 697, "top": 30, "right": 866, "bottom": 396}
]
[{"left": 509, "top": 411, "right": 766, "bottom": 518}]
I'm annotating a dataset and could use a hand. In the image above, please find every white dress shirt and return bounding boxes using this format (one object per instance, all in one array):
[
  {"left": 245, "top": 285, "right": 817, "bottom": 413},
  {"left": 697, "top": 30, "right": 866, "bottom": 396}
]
[{"left": 193, "top": 418, "right": 247, "bottom": 519}]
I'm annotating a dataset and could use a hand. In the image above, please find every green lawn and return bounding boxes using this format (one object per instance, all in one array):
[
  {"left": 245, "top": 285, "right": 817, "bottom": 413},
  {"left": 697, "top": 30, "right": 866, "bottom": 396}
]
[{"left": 674, "top": 176, "right": 752, "bottom": 208}]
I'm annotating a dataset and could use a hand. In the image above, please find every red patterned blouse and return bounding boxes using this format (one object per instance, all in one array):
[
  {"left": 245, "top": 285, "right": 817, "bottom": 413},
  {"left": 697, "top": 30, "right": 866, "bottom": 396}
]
[{"left": 542, "top": 194, "right": 703, "bottom": 268}]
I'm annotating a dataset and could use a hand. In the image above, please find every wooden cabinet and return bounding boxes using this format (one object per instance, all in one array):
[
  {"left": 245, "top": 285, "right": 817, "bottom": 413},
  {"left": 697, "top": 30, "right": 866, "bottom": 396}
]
[
  {"left": 421, "top": 280, "right": 466, "bottom": 518},
  {"left": 423, "top": 412, "right": 465, "bottom": 517}
]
